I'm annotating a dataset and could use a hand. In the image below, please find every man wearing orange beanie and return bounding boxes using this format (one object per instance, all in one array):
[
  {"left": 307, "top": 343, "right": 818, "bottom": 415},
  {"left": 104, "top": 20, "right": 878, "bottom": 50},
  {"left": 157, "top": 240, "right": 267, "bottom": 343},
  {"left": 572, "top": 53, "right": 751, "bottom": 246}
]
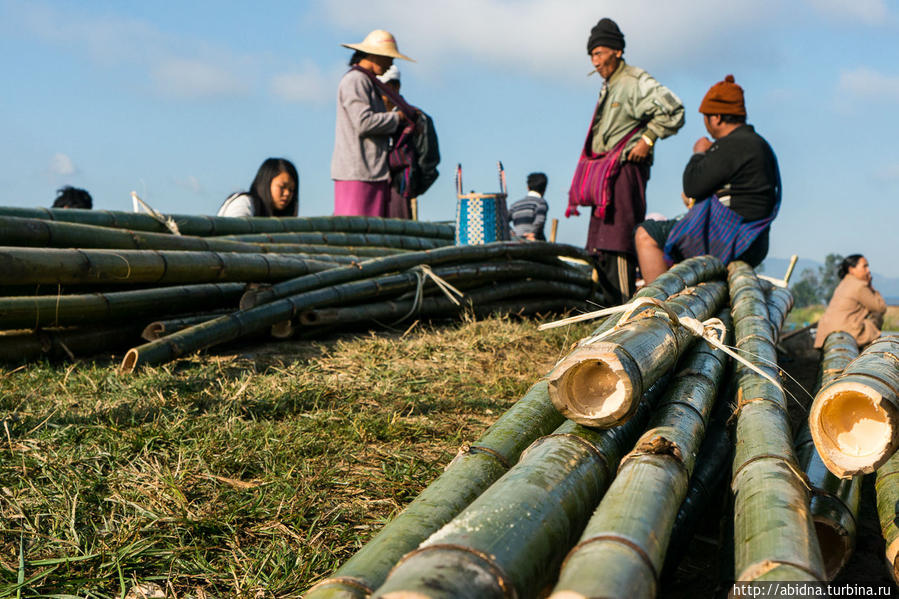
[{"left": 635, "top": 75, "right": 780, "bottom": 282}]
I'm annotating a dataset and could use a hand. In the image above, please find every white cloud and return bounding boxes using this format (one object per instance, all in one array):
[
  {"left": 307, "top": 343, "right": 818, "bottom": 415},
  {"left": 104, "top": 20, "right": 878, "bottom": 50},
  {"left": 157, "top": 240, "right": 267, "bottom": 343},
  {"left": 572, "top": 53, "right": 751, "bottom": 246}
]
[
  {"left": 875, "top": 163, "right": 899, "bottom": 182},
  {"left": 50, "top": 153, "right": 77, "bottom": 176},
  {"left": 804, "top": 0, "right": 888, "bottom": 24},
  {"left": 271, "top": 62, "right": 333, "bottom": 104},
  {"left": 7, "top": 3, "right": 250, "bottom": 100},
  {"left": 152, "top": 59, "right": 248, "bottom": 99},
  {"left": 838, "top": 67, "right": 899, "bottom": 102},
  {"left": 316, "top": 0, "right": 780, "bottom": 80},
  {"left": 173, "top": 175, "right": 204, "bottom": 194}
]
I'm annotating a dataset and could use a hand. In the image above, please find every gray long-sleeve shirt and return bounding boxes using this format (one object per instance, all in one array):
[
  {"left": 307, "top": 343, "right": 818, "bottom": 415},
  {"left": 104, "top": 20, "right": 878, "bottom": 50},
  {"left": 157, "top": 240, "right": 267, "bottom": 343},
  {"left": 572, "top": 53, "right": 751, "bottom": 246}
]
[{"left": 330, "top": 68, "right": 403, "bottom": 182}]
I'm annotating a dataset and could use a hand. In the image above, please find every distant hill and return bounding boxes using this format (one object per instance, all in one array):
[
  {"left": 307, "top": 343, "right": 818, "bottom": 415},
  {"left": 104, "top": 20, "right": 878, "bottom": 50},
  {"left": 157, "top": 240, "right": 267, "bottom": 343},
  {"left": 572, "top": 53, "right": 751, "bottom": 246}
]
[{"left": 762, "top": 256, "right": 899, "bottom": 305}]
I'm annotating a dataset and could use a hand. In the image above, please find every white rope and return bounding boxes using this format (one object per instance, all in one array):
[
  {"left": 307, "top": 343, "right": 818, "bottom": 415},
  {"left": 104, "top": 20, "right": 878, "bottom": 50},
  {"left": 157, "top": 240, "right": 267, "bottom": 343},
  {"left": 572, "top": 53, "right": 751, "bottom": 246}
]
[
  {"left": 131, "top": 191, "right": 181, "bottom": 236},
  {"left": 541, "top": 296, "right": 784, "bottom": 392},
  {"left": 418, "top": 265, "right": 464, "bottom": 306}
]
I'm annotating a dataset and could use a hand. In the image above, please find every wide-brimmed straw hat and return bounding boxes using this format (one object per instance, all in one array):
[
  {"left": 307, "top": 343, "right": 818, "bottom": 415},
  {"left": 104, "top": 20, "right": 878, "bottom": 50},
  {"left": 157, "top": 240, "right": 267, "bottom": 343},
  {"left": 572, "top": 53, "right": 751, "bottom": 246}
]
[{"left": 341, "top": 29, "right": 415, "bottom": 62}]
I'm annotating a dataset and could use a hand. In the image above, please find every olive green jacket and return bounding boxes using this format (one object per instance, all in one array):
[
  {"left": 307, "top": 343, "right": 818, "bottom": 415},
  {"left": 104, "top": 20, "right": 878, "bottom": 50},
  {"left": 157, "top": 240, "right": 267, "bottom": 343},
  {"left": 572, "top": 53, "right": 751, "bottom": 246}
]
[{"left": 590, "top": 60, "right": 685, "bottom": 162}]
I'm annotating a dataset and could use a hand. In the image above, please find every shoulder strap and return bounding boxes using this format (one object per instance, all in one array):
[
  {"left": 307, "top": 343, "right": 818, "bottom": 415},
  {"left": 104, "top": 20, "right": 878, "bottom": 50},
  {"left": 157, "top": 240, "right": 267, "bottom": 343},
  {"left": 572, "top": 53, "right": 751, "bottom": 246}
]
[{"left": 350, "top": 65, "right": 418, "bottom": 122}]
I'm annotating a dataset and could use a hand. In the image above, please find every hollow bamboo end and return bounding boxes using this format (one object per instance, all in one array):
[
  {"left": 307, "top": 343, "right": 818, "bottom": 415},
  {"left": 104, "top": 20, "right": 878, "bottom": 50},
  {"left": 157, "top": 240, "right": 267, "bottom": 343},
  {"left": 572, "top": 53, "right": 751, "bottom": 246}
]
[
  {"left": 813, "top": 520, "right": 852, "bottom": 580},
  {"left": 548, "top": 348, "right": 638, "bottom": 427},
  {"left": 120, "top": 349, "right": 139, "bottom": 374},
  {"left": 811, "top": 382, "right": 897, "bottom": 476},
  {"left": 239, "top": 290, "right": 258, "bottom": 310},
  {"left": 141, "top": 323, "right": 164, "bottom": 341},
  {"left": 270, "top": 320, "right": 294, "bottom": 339}
]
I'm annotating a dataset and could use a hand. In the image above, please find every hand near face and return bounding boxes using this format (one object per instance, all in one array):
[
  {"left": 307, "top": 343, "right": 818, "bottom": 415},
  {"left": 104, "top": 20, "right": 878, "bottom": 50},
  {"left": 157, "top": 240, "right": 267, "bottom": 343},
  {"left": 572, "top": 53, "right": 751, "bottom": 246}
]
[
  {"left": 693, "top": 137, "right": 713, "bottom": 154},
  {"left": 627, "top": 138, "right": 652, "bottom": 162}
]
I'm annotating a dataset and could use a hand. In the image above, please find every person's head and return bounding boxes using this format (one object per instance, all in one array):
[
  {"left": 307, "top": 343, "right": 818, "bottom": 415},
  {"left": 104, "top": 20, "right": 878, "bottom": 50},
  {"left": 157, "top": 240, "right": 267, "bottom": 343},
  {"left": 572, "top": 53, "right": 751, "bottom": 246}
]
[
  {"left": 839, "top": 254, "right": 871, "bottom": 283},
  {"left": 342, "top": 29, "right": 414, "bottom": 76},
  {"left": 587, "top": 18, "right": 624, "bottom": 80},
  {"left": 526, "top": 172, "right": 547, "bottom": 196},
  {"left": 52, "top": 186, "right": 93, "bottom": 209},
  {"left": 699, "top": 75, "right": 747, "bottom": 138},
  {"left": 249, "top": 158, "right": 298, "bottom": 217}
]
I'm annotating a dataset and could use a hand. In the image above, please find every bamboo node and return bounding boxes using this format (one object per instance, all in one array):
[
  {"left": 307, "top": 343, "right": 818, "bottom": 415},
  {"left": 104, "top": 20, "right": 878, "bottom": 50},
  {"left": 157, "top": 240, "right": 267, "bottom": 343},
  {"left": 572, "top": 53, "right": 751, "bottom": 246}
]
[{"left": 306, "top": 576, "right": 374, "bottom": 595}]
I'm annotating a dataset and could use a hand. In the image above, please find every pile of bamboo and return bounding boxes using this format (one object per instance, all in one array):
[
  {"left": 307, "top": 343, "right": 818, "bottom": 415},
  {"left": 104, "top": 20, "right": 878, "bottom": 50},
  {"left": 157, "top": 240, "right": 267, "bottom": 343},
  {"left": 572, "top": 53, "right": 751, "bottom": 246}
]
[
  {"left": 0, "top": 208, "right": 604, "bottom": 365},
  {"left": 310, "top": 258, "right": 899, "bottom": 597}
]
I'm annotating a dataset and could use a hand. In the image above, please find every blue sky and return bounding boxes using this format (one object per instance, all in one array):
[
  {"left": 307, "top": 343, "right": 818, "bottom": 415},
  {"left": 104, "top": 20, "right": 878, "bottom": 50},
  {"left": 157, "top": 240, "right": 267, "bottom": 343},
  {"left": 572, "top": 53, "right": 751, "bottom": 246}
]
[{"left": 2, "top": 0, "right": 898, "bottom": 276}]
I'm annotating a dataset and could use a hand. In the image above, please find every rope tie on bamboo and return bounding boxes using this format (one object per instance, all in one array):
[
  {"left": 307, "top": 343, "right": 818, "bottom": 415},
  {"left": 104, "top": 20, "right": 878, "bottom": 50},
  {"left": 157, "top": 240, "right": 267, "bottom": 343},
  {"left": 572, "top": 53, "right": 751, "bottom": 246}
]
[
  {"left": 378, "top": 265, "right": 465, "bottom": 326},
  {"left": 541, "top": 297, "right": 784, "bottom": 394}
]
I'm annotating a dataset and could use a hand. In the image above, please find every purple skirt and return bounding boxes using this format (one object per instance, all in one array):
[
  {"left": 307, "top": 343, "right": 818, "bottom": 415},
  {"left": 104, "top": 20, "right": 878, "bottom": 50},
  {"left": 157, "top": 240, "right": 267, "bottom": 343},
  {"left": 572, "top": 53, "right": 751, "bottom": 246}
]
[{"left": 334, "top": 180, "right": 390, "bottom": 217}]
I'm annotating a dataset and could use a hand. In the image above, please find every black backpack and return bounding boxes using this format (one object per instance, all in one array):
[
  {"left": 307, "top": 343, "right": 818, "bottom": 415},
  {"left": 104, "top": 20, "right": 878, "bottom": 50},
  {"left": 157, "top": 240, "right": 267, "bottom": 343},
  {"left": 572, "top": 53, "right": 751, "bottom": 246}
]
[{"left": 407, "top": 110, "right": 440, "bottom": 198}]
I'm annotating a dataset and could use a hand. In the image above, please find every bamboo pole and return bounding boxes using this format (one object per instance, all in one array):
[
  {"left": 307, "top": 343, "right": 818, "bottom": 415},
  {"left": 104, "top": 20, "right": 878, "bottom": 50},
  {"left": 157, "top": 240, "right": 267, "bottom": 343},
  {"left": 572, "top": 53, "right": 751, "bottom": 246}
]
[
  {"left": 0, "top": 323, "right": 144, "bottom": 362},
  {"left": 221, "top": 231, "right": 449, "bottom": 251},
  {"left": 809, "top": 335, "right": 899, "bottom": 477},
  {"left": 728, "top": 261, "right": 825, "bottom": 582},
  {"left": 0, "top": 207, "right": 455, "bottom": 238},
  {"left": 141, "top": 311, "right": 232, "bottom": 341},
  {"left": 306, "top": 257, "right": 717, "bottom": 599},
  {"left": 0, "top": 247, "right": 337, "bottom": 286},
  {"left": 793, "top": 331, "right": 862, "bottom": 580},
  {"left": 119, "top": 258, "right": 596, "bottom": 371},
  {"left": 0, "top": 283, "right": 245, "bottom": 330},
  {"left": 0, "top": 215, "right": 416, "bottom": 257},
  {"left": 241, "top": 241, "right": 598, "bottom": 309},
  {"left": 369, "top": 378, "right": 670, "bottom": 599},
  {"left": 297, "top": 279, "right": 594, "bottom": 328},
  {"left": 546, "top": 280, "right": 727, "bottom": 428},
  {"left": 549, "top": 312, "right": 731, "bottom": 599},
  {"left": 876, "top": 450, "right": 899, "bottom": 583},
  {"left": 305, "top": 381, "right": 566, "bottom": 599}
]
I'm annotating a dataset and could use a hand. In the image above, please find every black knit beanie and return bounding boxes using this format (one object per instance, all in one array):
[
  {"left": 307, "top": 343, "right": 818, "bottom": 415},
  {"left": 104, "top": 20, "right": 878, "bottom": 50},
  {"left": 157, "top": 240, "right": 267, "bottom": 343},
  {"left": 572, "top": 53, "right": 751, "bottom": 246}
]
[{"left": 587, "top": 18, "right": 625, "bottom": 53}]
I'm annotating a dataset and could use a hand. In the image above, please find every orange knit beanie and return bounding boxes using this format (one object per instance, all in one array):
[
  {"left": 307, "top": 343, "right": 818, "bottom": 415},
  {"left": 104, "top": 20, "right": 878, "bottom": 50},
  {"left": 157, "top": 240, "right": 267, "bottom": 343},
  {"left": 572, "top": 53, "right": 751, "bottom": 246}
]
[{"left": 699, "top": 74, "right": 746, "bottom": 116}]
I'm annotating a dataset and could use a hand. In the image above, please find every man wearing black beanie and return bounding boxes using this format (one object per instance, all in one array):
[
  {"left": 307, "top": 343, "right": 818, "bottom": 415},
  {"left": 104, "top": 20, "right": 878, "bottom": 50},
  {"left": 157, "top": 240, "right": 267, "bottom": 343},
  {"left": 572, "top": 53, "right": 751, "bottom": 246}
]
[{"left": 566, "top": 17, "right": 684, "bottom": 303}]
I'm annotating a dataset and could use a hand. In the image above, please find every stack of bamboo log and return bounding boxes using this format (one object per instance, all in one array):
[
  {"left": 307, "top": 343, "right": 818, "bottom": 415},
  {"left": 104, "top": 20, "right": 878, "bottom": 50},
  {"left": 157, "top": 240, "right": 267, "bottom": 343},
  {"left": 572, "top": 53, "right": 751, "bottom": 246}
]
[
  {"left": 309, "top": 258, "right": 899, "bottom": 597},
  {"left": 0, "top": 207, "right": 606, "bottom": 365}
]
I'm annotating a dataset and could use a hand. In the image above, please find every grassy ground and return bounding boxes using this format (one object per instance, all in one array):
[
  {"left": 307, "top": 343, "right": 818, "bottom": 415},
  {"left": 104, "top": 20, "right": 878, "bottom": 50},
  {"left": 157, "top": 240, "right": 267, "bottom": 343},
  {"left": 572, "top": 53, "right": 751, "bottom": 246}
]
[{"left": 0, "top": 314, "right": 593, "bottom": 598}]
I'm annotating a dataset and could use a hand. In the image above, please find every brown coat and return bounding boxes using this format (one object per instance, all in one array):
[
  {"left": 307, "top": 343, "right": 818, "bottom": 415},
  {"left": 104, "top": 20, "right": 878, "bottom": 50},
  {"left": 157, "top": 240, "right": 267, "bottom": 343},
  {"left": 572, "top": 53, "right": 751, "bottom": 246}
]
[{"left": 814, "top": 276, "right": 887, "bottom": 348}]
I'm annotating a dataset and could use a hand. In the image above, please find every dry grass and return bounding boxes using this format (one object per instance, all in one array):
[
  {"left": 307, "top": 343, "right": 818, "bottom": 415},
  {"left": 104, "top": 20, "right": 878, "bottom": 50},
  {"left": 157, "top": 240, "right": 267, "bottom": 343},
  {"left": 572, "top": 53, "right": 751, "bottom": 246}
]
[{"left": 0, "top": 314, "right": 593, "bottom": 597}]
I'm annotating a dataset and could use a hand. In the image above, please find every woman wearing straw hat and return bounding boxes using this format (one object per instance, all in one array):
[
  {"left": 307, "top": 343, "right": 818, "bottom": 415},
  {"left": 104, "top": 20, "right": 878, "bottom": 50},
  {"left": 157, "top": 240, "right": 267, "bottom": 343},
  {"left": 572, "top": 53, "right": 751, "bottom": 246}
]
[{"left": 331, "top": 29, "right": 415, "bottom": 217}]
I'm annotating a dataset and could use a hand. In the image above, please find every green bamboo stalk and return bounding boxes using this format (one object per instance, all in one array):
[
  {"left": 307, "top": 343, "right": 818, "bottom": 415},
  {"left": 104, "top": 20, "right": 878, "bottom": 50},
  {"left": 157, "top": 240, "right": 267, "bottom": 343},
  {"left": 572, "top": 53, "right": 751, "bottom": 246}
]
[
  {"left": 297, "top": 279, "right": 594, "bottom": 328},
  {"left": 0, "top": 247, "right": 337, "bottom": 286},
  {"left": 0, "top": 283, "right": 245, "bottom": 330},
  {"left": 547, "top": 280, "right": 728, "bottom": 428},
  {"left": 797, "top": 331, "right": 862, "bottom": 581},
  {"left": 0, "top": 323, "right": 144, "bottom": 362},
  {"left": 141, "top": 311, "right": 232, "bottom": 341},
  {"left": 728, "top": 261, "right": 825, "bottom": 582},
  {"left": 0, "top": 215, "right": 423, "bottom": 257},
  {"left": 0, "top": 207, "right": 455, "bottom": 238},
  {"left": 120, "top": 245, "right": 600, "bottom": 371},
  {"left": 305, "top": 381, "right": 566, "bottom": 599},
  {"left": 241, "top": 242, "right": 598, "bottom": 309},
  {"left": 222, "top": 231, "right": 449, "bottom": 251},
  {"left": 809, "top": 335, "right": 899, "bottom": 477},
  {"left": 368, "top": 378, "right": 670, "bottom": 599},
  {"left": 875, "top": 450, "right": 899, "bottom": 583},
  {"left": 549, "top": 312, "right": 731, "bottom": 599},
  {"left": 305, "top": 258, "right": 717, "bottom": 599}
]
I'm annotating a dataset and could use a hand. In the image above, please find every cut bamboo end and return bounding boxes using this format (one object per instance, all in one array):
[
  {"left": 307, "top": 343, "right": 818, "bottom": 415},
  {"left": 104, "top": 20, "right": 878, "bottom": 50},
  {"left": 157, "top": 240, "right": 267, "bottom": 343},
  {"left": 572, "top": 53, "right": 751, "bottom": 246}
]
[
  {"left": 120, "top": 348, "right": 140, "bottom": 373},
  {"left": 813, "top": 518, "right": 853, "bottom": 579},
  {"left": 547, "top": 345, "right": 641, "bottom": 427},
  {"left": 810, "top": 381, "right": 899, "bottom": 477}
]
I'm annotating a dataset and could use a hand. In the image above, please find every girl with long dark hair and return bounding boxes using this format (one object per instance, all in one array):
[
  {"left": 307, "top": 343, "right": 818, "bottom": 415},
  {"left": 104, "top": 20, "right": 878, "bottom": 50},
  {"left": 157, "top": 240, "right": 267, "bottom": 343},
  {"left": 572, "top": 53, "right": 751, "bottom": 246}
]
[{"left": 218, "top": 158, "right": 299, "bottom": 218}]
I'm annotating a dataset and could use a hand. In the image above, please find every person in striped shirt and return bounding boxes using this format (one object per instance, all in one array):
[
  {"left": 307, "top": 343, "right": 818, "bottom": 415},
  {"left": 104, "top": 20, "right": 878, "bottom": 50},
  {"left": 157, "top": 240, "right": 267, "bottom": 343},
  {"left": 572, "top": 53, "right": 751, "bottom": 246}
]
[{"left": 509, "top": 172, "right": 549, "bottom": 241}]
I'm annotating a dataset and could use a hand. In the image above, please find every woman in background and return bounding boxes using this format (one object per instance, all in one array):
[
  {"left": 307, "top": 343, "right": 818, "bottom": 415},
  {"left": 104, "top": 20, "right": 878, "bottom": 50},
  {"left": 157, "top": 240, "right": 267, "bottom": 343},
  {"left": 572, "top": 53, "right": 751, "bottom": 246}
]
[
  {"left": 331, "top": 29, "right": 413, "bottom": 217},
  {"left": 218, "top": 158, "right": 298, "bottom": 218},
  {"left": 814, "top": 254, "right": 887, "bottom": 348}
]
